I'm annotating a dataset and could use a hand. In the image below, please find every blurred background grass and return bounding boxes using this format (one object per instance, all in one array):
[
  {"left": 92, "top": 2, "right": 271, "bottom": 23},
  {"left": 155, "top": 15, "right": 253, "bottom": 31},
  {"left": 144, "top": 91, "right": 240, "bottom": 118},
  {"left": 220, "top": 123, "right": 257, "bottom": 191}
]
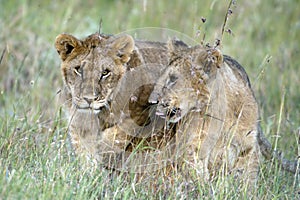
[{"left": 0, "top": 0, "right": 299, "bottom": 199}]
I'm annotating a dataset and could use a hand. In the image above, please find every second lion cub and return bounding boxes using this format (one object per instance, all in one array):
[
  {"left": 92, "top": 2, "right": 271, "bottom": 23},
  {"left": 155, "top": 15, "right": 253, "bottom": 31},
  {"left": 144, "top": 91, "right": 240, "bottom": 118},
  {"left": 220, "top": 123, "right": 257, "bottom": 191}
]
[{"left": 149, "top": 39, "right": 262, "bottom": 185}]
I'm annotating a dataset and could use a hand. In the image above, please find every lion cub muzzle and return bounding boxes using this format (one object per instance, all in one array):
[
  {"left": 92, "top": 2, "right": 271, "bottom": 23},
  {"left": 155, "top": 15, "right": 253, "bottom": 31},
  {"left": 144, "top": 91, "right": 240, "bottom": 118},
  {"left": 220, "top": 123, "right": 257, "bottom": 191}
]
[{"left": 74, "top": 94, "right": 108, "bottom": 114}]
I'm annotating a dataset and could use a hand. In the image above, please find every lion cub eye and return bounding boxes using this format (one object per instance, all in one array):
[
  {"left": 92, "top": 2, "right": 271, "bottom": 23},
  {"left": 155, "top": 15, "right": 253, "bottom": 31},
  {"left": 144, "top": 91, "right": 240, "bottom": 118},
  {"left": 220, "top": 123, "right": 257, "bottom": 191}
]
[
  {"left": 100, "top": 69, "right": 111, "bottom": 79},
  {"left": 169, "top": 74, "right": 178, "bottom": 83},
  {"left": 74, "top": 66, "right": 82, "bottom": 76},
  {"left": 165, "top": 74, "right": 178, "bottom": 88}
]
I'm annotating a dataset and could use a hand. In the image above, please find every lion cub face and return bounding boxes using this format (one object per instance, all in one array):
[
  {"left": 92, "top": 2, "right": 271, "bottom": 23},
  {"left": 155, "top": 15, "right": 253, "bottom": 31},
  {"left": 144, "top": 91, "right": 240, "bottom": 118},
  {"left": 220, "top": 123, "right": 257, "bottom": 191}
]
[
  {"left": 55, "top": 33, "right": 134, "bottom": 114},
  {"left": 149, "top": 40, "right": 223, "bottom": 122}
]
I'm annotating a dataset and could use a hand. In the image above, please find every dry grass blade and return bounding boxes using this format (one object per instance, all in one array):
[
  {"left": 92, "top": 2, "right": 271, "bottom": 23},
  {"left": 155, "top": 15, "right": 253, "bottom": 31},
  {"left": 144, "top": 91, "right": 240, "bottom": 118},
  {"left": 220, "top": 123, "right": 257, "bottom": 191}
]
[
  {"left": 220, "top": 0, "right": 234, "bottom": 45},
  {"left": 0, "top": 47, "right": 6, "bottom": 65}
]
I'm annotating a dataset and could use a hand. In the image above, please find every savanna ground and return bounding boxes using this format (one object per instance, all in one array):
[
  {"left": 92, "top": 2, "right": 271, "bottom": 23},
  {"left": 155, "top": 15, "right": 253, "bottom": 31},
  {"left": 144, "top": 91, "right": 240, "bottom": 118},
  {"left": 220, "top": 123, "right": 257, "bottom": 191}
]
[{"left": 0, "top": 0, "right": 299, "bottom": 199}]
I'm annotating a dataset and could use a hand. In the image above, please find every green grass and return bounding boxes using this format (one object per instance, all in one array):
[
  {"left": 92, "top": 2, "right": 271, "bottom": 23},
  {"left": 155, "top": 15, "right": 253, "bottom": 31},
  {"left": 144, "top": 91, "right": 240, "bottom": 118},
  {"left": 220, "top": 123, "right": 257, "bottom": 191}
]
[{"left": 0, "top": 0, "right": 299, "bottom": 199}]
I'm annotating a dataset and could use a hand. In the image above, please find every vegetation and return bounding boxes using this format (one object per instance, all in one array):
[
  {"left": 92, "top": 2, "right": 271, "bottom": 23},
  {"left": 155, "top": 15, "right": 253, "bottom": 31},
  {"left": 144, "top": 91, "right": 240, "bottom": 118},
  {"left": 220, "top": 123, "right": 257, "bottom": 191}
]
[{"left": 0, "top": 0, "right": 299, "bottom": 199}]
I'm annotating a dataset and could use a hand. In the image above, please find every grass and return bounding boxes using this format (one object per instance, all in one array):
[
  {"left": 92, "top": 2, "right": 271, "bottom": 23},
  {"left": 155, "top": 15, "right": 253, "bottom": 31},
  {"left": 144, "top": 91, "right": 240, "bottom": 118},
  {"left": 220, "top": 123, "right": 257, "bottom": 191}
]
[{"left": 0, "top": 0, "right": 299, "bottom": 199}]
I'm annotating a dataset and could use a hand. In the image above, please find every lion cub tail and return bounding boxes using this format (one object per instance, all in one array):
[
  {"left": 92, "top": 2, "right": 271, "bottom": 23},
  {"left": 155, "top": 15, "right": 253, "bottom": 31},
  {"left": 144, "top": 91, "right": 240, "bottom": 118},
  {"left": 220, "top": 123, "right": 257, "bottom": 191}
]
[{"left": 257, "top": 124, "right": 299, "bottom": 174}]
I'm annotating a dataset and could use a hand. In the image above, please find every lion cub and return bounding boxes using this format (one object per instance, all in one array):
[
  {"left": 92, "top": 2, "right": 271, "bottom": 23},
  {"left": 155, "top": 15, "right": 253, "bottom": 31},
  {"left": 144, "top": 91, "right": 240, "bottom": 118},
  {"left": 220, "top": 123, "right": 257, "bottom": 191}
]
[
  {"left": 55, "top": 33, "right": 178, "bottom": 170},
  {"left": 149, "top": 39, "right": 264, "bottom": 185}
]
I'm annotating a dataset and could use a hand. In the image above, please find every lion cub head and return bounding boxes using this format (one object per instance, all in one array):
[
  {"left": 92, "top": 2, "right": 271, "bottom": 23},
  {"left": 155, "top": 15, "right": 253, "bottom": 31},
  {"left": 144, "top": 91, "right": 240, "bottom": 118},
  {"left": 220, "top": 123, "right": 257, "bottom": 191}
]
[
  {"left": 55, "top": 33, "right": 134, "bottom": 114},
  {"left": 149, "top": 40, "right": 223, "bottom": 123}
]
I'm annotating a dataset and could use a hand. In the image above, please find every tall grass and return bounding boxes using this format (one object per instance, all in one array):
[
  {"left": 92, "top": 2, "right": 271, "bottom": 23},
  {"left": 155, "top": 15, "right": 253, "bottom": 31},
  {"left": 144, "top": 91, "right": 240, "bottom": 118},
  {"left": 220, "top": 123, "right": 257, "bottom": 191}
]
[{"left": 0, "top": 0, "right": 299, "bottom": 199}]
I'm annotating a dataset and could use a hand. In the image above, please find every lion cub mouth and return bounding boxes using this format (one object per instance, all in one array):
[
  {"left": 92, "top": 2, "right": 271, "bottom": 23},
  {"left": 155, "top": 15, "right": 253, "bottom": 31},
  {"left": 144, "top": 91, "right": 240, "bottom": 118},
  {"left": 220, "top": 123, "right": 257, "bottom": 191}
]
[
  {"left": 156, "top": 106, "right": 182, "bottom": 123},
  {"left": 76, "top": 107, "right": 102, "bottom": 114},
  {"left": 74, "top": 100, "right": 109, "bottom": 114}
]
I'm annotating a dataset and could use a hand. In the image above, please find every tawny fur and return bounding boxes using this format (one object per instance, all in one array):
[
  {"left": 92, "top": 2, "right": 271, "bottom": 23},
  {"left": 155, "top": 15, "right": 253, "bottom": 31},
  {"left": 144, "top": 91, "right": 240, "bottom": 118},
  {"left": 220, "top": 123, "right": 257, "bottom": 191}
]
[
  {"left": 55, "top": 33, "right": 298, "bottom": 177},
  {"left": 55, "top": 33, "right": 177, "bottom": 170},
  {"left": 149, "top": 39, "right": 299, "bottom": 185}
]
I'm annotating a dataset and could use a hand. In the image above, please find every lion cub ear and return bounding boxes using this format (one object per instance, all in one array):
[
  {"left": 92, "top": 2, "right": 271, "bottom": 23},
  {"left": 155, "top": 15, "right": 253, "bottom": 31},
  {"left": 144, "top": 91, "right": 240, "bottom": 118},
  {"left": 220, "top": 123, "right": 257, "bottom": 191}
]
[
  {"left": 55, "top": 34, "right": 82, "bottom": 61},
  {"left": 109, "top": 35, "right": 134, "bottom": 64},
  {"left": 167, "top": 38, "right": 189, "bottom": 59},
  {"left": 209, "top": 48, "right": 223, "bottom": 68}
]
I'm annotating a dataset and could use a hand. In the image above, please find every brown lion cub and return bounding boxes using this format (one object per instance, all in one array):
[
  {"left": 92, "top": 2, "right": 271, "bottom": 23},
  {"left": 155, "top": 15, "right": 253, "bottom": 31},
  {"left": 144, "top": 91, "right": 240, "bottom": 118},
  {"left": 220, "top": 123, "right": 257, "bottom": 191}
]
[
  {"left": 55, "top": 33, "right": 177, "bottom": 169},
  {"left": 149, "top": 39, "right": 299, "bottom": 185}
]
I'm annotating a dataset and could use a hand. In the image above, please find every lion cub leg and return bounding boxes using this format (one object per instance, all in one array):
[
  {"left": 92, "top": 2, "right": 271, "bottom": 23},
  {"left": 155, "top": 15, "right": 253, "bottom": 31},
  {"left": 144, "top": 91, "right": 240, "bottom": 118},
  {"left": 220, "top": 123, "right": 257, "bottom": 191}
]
[
  {"left": 68, "top": 111, "right": 133, "bottom": 167},
  {"left": 175, "top": 114, "right": 210, "bottom": 181},
  {"left": 67, "top": 112, "right": 103, "bottom": 165},
  {"left": 231, "top": 130, "right": 261, "bottom": 189},
  {"left": 94, "top": 125, "right": 133, "bottom": 168}
]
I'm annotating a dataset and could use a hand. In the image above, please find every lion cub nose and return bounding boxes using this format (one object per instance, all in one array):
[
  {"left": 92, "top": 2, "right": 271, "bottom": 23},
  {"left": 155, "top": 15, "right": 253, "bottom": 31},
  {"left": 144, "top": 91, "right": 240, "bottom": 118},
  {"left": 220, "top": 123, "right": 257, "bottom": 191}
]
[
  {"left": 83, "top": 96, "right": 98, "bottom": 105},
  {"left": 148, "top": 92, "right": 159, "bottom": 104}
]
